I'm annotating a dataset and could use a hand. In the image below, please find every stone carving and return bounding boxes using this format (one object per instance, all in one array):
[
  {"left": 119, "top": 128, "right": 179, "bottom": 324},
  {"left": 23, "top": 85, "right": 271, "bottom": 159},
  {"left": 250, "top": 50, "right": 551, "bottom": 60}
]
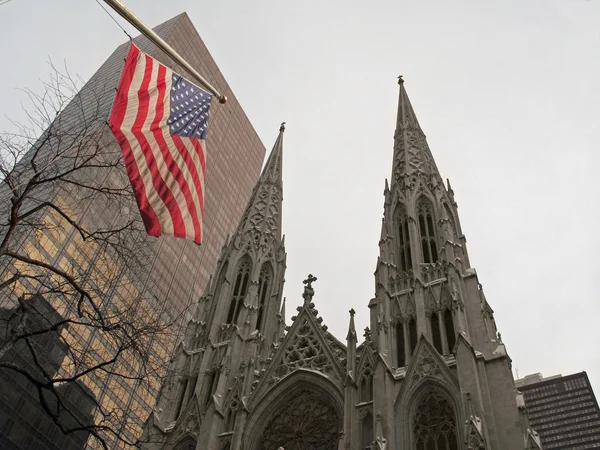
[
  {"left": 375, "top": 412, "right": 387, "bottom": 450},
  {"left": 465, "top": 417, "right": 486, "bottom": 450},
  {"left": 258, "top": 389, "right": 341, "bottom": 450},
  {"left": 302, "top": 274, "right": 317, "bottom": 305},
  {"left": 272, "top": 318, "right": 333, "bottom": 381},
  {"left": 412, "top": 345, "right": 443, "bottom": 382},
  {"left": 413, "top": 389, "right": 458, "bottom": 450}
]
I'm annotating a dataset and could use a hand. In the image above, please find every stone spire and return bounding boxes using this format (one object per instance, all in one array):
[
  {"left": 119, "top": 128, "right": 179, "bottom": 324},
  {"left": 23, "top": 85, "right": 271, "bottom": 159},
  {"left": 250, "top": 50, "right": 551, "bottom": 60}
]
[
  {"left": 235, "top": 122, "right": 285, "bottom": 242},
  {"left": 392, "top": 77, "right": 442, "bottom": 187},
  {"left": 346, "top": 309, "right": 357, "bottom": 378}
]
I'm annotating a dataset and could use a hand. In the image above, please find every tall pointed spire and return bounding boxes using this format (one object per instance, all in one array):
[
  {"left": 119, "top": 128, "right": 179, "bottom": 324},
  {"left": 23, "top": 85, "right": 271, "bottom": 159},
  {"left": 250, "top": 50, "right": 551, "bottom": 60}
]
[
  {"left": 235, "top": 123, "right": 285, "bottom": 242},
  {"left": 392, "top": 77, "right": 442, "bottom": 187}
]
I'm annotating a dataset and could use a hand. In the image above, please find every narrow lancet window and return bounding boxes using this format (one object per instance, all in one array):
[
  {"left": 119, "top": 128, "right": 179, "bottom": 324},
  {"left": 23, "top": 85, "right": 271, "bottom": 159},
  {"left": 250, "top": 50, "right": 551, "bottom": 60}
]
[
  {"left": 396, "top": 322, "right": 406, "bottom": 367},
  {"left": 396, "top": 204, "right": 413, "bottom": 272},
  {"left": 226, "top": 257, "right": 251, "bottom": 325},
  {"left": 174, "top": 378, "right": 188, "bottom": 419},
  {"left": 360, "top": 369, "right": 373, "bottom": 402},
  {"left": 431, "top": 312, "right": 443, "bottom": 354},
  {"left": 203, "top": 370, "right": 219, "bottom": 408},
  {"left": 362, "top": 412, "right": 373, "bottom": 450},
  {"left": 444, "top": 309, "right": 456, "bottom": 351},
  {"left": 417, "top": 198, "right": 438, "bottom": 263},
  {"left": 256, "top": 264, "right": 272, "bottom": 331},
  {"left": 409, "top": 317, "right": 418, "bottom": 355}
]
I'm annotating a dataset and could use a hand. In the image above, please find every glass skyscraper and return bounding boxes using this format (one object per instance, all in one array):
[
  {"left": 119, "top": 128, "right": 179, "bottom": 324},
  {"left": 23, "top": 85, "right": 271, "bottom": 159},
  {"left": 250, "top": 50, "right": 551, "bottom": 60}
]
[{"left": 0, "top": 13, "right": 266, "bottom": 447}]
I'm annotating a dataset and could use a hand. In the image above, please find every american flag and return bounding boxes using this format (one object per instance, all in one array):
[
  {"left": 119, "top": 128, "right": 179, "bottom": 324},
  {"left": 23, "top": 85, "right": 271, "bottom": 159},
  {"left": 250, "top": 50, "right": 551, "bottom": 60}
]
[{"left": 109, "top": 44, "right": 212, "bottom": 244}]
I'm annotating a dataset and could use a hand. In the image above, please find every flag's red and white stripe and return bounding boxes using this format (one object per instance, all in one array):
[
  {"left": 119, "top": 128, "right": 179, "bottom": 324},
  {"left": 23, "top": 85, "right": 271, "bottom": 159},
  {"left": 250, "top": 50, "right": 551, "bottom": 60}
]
[{"left": 109, "top": 44, "right": 207, "bottom": 244}]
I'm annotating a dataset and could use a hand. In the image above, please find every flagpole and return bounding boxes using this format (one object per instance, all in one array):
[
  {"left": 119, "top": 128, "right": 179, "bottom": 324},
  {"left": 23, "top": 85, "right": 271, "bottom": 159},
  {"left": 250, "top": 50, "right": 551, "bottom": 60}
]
[{"left": 103, "top": 0, "right": 227, "bottom": 104}]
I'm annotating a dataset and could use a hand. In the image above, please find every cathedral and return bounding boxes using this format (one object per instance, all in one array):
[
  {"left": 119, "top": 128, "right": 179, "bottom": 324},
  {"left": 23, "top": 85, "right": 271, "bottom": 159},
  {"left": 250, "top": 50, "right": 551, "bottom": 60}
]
[{"left": 141, "top": 79, "right": 543, "bottom": 450}]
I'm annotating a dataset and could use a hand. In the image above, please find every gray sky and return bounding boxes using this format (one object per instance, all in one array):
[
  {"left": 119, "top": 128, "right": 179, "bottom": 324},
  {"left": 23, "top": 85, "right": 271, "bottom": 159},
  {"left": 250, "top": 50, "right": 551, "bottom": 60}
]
[{"left": 1, "top": 0, "right": 600, "bottom": 392}]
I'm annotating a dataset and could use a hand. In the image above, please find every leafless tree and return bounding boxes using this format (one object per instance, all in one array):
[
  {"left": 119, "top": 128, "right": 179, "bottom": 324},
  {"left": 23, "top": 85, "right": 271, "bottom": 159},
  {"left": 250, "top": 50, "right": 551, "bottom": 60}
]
[{"left": 0, "top": 62, "right": 180, "bottom": 449}]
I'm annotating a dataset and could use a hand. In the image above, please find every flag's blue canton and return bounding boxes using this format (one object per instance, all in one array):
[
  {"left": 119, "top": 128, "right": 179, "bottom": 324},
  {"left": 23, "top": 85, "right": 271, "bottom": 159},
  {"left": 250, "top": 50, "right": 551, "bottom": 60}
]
[{"left": 167, "top": 74, "right": 212, "bottom": 139}]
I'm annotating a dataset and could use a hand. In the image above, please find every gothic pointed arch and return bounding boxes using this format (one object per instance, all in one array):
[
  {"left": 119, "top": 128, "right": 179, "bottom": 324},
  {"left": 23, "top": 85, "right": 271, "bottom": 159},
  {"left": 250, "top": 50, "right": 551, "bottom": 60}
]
[
  {"left": 362, "top": 411, "right": 374, "bottom": 450},
  {"left": 416, "top": 196, "right": 439, "bottom": 264},
  {"left": 357, "top": 347, "right": 375, "bottom": 403},
  {"left": 413, "top": 388, "right": 459, "bottom": 450},
  {"left": 226, "top": 255, "right": 252, "bottom": 325},
  {"left": 173, "top": 435, "right": 197, "bottom": 450},
  {"left": 430, "top": 311, "right": 443, "bottom": 354},
  {"left": 256, "top": 262, "right": 273, "bottom": 331},
  {"left": 395, "top": 337, "right": 463, "bottom": 448},
  {"left": 214, "top": 261, "right": 229, "bottom": 302},
  {"left": 251, "top": 307, "right": 345, "bottom": 401},
  {"left": 464, "top": 415, "right": 487, "bottom": 450},
  {"left": 395, "top": 202, "right": 412, "bottom": 272},
  {"left": 424, "top": 289, "right": 437, "bottom": 317},
  {"left": 222, "top": 387, "right": 241, "bottom": 433},
  {"left": 444, "top": 308, "right": 456, "bottom": 352},
  {"left": 244, "top": 370, "right": 344, "bottom": 450},
  {"left": 169, "top": 398, "right": 201, "bottom": 445}
]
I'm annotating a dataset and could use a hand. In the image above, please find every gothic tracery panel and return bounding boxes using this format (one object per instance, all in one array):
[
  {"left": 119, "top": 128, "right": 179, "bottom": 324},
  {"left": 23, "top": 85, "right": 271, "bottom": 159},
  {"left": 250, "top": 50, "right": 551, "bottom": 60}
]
[
  {"left": 258, "top": 389, "right": 341, "bottom": 450},
  {"left": 272, "top": 318, "right": 334, "bottom": 380},
  {"left": 413, "top": 390, "right": 458, "bottom": 450}
]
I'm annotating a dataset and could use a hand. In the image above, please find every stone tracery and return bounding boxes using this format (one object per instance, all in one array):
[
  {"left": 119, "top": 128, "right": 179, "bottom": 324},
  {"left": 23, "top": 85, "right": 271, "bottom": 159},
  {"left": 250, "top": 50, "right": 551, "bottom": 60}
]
[
  {"left": 258, "top": 389, "right": 341, "bottom": 450},
  {"left": 413, "top": 389, "right": 458, "bottom": 450}
]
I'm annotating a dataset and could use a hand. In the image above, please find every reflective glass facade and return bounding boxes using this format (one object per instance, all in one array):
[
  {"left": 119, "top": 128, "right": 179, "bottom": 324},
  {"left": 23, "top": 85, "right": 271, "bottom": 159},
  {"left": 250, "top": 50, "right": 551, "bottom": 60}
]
[
  {"left": 518, "top": 372, "right": 600, "bottom": 449},
  {"left": 0, "top": 13, "right": 266, "bottom": 447}
]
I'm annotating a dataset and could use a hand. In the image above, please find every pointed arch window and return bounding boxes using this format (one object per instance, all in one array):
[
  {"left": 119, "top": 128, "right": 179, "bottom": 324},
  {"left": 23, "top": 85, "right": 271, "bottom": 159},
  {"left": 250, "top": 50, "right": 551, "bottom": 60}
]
[
  {"left": 227, "top": 257, "right": 252, "bottom": 325},
  {"left": 430, "top": 312, "right": 443, "bottom": 354},
  {"left": 409, "top": 317, "right": 418, "bottom": 355},
  {"left": 413, "top": 390, "right": 458, "bottom": 450},
  {"left": 203, "top": 369, "right": 219, "bottom": 409},
  {"left": 174, "top": 377, "right": 188, "bottom": 420},
  {"left": 222, "top": 393, "right": 240, "bottom": 432},
  {"left": 362, "top": 411, "right": 373, "bottom": 450},
  {"left": 396, "top": 204, "right": 412, "bottom": 272},
  {"left": 444, "top": 309, "right": 456, "bottom": 352},
  {"left": 417, "top": 198, "right": 438, "bottom": 263},
  {"left": 396, "top": 322, "right": 406, "bottom": 367},
  {"left": 256, "top": 263, "right": 272, "bottom": 331},
  {"left": 360, "top": 368, "right": 374, "bottom": 402}
]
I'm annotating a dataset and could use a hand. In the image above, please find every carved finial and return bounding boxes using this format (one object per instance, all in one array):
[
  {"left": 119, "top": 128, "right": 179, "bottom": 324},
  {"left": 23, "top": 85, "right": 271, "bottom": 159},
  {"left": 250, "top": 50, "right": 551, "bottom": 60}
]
[
  {"left": 364, "top": 326, "right": 372, "bottom": 341},
  {"left": 497, "top": 332, "right": 502, "bottom": 342},
  {"left": 279, "top": 122, "right": 286, "bottom": 132},
  {"left": 375, "top": 412, "right": 387, "bottom": 449},
  {"left": 302, "top": 274, "right": 317, "bottom": 306},
  {"left": 349, "top": 308, "right": 355, "bottom": 317},
  {"left": 398, "top": 74, "right": 404, "bottom": 84}
]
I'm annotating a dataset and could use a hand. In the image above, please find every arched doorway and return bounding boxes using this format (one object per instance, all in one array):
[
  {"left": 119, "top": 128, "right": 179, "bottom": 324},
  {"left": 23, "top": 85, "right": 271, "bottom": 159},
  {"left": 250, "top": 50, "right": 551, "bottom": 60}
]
[{"left": 257, "top": 388, "right": 341, "bottom": 450}]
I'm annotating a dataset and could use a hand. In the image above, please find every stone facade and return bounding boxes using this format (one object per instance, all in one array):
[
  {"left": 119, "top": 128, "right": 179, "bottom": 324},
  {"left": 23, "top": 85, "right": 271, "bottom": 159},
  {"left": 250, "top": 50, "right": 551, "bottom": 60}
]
[{"left": 141, "top": 82, "right": 542, "bottom": 449}]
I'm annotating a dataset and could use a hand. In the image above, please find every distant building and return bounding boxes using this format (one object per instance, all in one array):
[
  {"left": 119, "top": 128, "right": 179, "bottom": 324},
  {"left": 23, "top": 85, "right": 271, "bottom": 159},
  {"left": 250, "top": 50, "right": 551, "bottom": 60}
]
[
  {"left": 0, "top": 296, "right": 95, "bottom": 450},
  {"left": 517, "top": 372, "right": 600, "bottom": 449},
  {"left": 0, "top": 12, "right": 266, "bottom": 447}
]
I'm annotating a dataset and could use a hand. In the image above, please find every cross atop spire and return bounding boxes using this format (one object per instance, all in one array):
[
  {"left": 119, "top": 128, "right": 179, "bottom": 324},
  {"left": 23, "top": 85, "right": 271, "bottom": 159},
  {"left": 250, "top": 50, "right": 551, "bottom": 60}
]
[{"left": 302, "top": 274, "right": 317, "bottom": 306}]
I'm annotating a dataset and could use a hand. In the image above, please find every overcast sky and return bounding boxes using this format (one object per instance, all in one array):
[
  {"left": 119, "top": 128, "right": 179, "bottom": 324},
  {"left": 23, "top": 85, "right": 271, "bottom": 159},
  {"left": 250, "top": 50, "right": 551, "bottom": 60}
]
[{"left": 1, "top": 0, "right": 599, "bottom": 393}]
